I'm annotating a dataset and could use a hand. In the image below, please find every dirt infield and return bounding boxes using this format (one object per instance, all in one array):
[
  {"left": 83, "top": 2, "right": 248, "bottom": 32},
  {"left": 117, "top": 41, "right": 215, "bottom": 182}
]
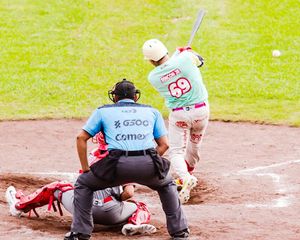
[{"left": 0, "top": 120, "right": 299, "bottom": 240}]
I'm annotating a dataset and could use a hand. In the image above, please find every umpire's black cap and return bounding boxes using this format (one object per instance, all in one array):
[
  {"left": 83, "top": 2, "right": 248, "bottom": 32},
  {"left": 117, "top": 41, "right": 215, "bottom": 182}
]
[
  {"left": 114, "top": 79, "right": 136, "bottom": 99},
  {"left": 108, "top": 79, "right": 141, "bottom": 102}
]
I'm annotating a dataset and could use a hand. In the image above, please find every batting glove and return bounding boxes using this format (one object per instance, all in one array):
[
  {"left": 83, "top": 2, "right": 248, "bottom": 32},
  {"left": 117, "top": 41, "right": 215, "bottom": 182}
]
[{"left": 177, "top": 46, "right": 192, "bottom": 52}]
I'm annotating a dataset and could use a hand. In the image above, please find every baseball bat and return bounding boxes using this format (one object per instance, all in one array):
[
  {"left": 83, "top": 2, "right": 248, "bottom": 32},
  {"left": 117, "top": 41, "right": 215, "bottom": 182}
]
[{"left": 187, "top": 9, "right": 206, "bottom": 47}]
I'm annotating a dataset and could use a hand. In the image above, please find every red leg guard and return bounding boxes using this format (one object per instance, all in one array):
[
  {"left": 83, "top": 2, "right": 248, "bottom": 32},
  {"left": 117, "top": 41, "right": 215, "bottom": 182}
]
[{"left": 15, "top": 181, "right": 74, "bottom": 217}]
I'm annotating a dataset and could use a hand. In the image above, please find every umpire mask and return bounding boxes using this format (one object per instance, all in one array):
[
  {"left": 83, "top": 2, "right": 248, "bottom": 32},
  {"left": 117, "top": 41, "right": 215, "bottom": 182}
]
[{"left": 108, "top": 79, "right": 141, "bottom": 103}]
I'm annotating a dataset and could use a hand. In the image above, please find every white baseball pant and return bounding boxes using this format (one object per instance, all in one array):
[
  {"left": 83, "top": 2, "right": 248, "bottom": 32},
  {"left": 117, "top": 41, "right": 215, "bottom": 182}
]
[{"left": 168, "top": 102, "right": 209, "bottom": 178}]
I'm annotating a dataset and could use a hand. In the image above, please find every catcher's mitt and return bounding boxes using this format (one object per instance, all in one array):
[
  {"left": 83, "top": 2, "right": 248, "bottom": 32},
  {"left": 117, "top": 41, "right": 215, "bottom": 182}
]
[{"left": 127, "top": 200, "right": 151, "bottom": 225}]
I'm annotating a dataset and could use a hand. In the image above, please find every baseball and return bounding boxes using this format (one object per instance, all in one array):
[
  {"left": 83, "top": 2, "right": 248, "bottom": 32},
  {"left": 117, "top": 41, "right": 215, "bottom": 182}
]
[{"left": 272, "top": 50, "right": 281, "bottom": 57}]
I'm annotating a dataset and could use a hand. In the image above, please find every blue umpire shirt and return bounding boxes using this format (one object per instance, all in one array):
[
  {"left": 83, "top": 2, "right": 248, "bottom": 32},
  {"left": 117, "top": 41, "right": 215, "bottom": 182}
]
[{"left": 83, "top": 99, "right": 168, "bottom": 151}]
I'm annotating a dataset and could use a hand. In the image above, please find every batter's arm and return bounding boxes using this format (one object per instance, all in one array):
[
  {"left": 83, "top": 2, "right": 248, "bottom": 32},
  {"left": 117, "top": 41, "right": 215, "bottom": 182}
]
[
  {"left": 178, "top": 46, "right": 204, "bottom": 67},
  {"left": 77, "top": 130, "right": 92, "bottom": 172},
  {"left": 155, "top": 135, "right": 169, "bottom": 156},
  {"left": 187, "top": 50, "right": 204, "bottom": 67}
]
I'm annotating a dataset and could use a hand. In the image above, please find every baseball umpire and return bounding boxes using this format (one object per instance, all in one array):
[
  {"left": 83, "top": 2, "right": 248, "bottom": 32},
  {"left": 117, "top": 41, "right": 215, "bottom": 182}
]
[
  {"left": 64, "top": 79, "right": 189, "bottom": 240},
  {"left": 142, "top": 39, "right": 210, "bottom": 204}
]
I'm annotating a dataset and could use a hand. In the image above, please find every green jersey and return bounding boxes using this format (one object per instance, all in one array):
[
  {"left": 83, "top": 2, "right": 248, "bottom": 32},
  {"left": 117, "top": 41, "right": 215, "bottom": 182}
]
[{"left": 148, "top": 50, "right": 208, "bottom": 109}]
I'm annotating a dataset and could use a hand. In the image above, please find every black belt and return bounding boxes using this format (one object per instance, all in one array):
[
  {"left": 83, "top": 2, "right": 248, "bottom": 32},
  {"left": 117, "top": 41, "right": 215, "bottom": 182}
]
[{"left": 119, "top": 149, "right": 154, "bottom": 156}]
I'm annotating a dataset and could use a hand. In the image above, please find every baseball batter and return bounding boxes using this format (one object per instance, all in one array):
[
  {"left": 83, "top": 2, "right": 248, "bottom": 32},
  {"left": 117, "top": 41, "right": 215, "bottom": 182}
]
[{"left": 142, "top": 39, "right": 209, "bottom": 204}]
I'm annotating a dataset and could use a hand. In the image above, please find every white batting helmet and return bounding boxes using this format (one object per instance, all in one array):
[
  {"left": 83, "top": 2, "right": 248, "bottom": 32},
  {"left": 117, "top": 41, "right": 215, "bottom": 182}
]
[{"left": 142, "top": 39, "right": 168, "bottom": 61}]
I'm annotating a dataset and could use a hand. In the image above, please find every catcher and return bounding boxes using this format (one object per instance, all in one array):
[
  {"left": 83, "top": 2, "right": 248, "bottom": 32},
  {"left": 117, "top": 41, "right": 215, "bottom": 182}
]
[{"left": 5, "top": 132, "right": 156, "bottom": 237}]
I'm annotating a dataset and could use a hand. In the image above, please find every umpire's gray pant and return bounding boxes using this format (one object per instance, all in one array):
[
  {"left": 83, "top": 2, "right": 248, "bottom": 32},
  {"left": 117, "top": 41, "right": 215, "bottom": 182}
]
[{"left": 71, "top": 154, "right": 188, "bottom": 236}]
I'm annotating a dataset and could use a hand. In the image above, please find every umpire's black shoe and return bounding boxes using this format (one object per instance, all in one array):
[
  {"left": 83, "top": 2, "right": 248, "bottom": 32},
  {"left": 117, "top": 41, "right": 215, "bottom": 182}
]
[
  {"left": 171, "top": 228, "right": 190, "bottom": 239},
  {"left": 64, "top": 232, "right": 90, "bottom": 240}
]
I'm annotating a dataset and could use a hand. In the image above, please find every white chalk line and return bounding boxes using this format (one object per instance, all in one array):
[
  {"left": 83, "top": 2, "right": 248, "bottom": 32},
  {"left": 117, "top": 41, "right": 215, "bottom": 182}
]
[
  {"left": 1, "top": 171, "right": 79, "bottom": 182},
  {"left": 227, "top": 159, "right": 300, "bottom": 208},
  {"left": 238, "top": 159, "right": 300, "bottom": 174}
]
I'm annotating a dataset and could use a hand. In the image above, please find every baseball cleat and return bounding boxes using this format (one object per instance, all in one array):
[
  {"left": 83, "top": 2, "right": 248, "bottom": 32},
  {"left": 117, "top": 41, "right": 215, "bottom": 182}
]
[
  {"left": 178, "top": 175, "right": 198, "bottom": 204},
  {"left": 5, "top": 186, "right": 22, "bottom": 217},
  {"left": 171, "top": 228, "right": 190, "bottom": 239},
  {"left": 175, "top": 178, "right": 184, "bottom": 191},
  {"left": 64, "top": 232, "right": 90, "bottom": 240},
  {"left": 121, "top": 223, "right": 157, "bottom": 236}
]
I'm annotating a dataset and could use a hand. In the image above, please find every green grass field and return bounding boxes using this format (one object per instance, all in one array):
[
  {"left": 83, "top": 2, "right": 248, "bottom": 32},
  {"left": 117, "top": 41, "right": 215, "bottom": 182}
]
[{"left": 0, "top": 0, "right": 299, "bottom": 126}]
